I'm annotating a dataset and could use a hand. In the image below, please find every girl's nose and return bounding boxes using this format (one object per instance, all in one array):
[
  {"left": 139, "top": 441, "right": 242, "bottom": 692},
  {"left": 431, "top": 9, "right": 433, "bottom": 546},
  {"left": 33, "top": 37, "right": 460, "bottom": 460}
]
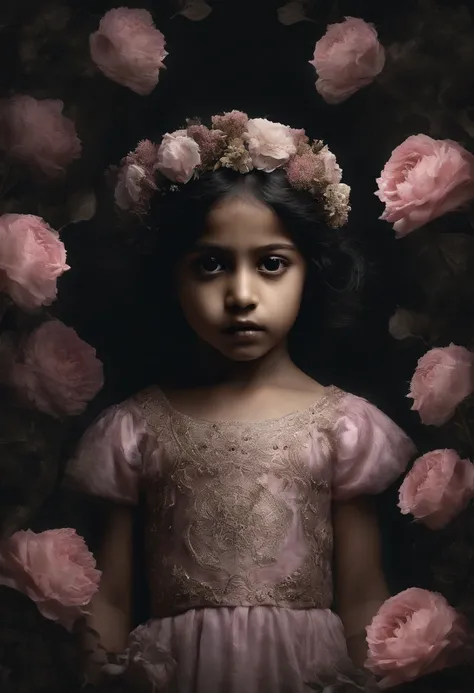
[{"left": 224, "top": 269, "right": 258, "bottom": 312}]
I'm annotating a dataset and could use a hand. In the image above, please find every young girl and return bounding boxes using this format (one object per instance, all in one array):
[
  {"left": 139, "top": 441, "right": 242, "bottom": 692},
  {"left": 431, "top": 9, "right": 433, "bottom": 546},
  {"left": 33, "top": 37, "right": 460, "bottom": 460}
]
[{"left": 65, "top": 113, "right": 415, "bottom": 693}]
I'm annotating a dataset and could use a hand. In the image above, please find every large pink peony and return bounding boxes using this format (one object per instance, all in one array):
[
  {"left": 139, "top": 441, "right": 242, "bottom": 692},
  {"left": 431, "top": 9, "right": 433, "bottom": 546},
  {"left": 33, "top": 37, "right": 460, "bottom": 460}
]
[
  {"left": 0, "top": 214, "right": 69, "bottom": 310},
  {"left": 408, "top": 344, "right": 474, "bottom": 426},
  {"left": 0, "top": 528, "right": 101, "bottom": 631},
  {"left": 11, "top": 320, "right": 104, "bottom": 418},
  {"left": 0, "top": 95, "right": 81, "bottom": 177},
  {"left": 157, "top": 131, "right": 201, "bottom": 183},
  {"left": 310, "top": 17, "right": 385, "bottom": 105},
  {"left": 90, "top": 8, "right": 167, "bottom": 96},
  {"left": 245, "top": 118, "right": 297, "bottom": 172},
  {"left": 366, "top": 588, "right": 469, "bottom": 688},
  {"left": 376, "top": 135, "right": 474, "bottom": 237},
  {"left": 399, "top": 450, "right": 474, "bottom": 529}
]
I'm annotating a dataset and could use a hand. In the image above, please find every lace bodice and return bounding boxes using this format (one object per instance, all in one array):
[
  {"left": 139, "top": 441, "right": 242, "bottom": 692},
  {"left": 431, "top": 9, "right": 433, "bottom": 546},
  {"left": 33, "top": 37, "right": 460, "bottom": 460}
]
[{"left": 66, "top": 386, "right": 415, "bottom": 618}]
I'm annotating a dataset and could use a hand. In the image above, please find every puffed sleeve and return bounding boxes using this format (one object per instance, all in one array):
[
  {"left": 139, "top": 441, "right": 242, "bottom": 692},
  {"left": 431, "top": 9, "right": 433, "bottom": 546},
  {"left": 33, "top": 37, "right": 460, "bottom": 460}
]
[
  {"left": 332, "top": 393, "right": 416, "bottom": 500},
  {"left": 64, "top": 402, "right": 147, "bottom": 504}
]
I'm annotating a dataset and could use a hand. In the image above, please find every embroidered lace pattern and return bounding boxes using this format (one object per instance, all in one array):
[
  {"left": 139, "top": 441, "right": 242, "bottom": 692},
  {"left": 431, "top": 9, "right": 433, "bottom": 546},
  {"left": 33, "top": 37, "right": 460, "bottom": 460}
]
[{"left": 135, "top": 386, "right": 345, "bottom": 618}]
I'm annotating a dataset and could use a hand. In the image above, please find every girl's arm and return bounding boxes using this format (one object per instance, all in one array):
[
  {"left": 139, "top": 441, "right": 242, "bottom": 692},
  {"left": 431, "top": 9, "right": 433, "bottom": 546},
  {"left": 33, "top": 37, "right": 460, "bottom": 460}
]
[
  {"left": 81, "top": 502, "right": 134, "bottom": 681},
  {"left": 333, "top": 495, "right": 390, "bottom": 670}
]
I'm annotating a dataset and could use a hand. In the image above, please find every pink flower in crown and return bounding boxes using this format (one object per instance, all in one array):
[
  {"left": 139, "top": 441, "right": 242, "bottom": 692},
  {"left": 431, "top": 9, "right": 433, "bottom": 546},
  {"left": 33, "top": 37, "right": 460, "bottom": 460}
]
[
  {"left": 115, "top": 139, "right": 160, "bottom": 210},
  {"left": 0, "top": 95, "right": 81, "bottom": 177},
  {"left": 0, "top": 528, "right": 101, "bottom": 631},
  {"left": 11, "top": 320, "right": 104, "bottom": 418},
  {"left": 0, "top": 214, "right": 69, "bottom": 310},
  {"left": 376, "top": 135, "right": 474, "bottom": 237},
  {"left": 157, "top": 131, "right": 201, "bottom": 183},
  {"left": 286, "top": 146, "right": 342, "bottom": 191},
  {"left": 245, "top": 118, "right": 298, "bottom": 173},
  {"left": 211, "top": 111, "right": 249, "bottom": 139},
  {"left": 399, "top": 450, "right": 474, "bottom": 530},
  {"left": 366, "top": 588, "right": 469, "bottom": 688},
  {"left": 90, "top": 8, "right": 167, "bottom": 96},
  {"left": 186, "top": 125, "right": 226, "bottom": 167},
  {"left": 310, "top": 17, "right": 385, "bottom": 105},
  {"left": 408, "top": 344, "right": 474, "bottom": 426}
]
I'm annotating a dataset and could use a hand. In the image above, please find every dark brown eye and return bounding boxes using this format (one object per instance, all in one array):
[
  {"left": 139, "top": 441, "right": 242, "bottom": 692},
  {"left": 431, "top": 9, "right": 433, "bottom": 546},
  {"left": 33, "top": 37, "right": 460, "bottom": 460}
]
[
  {"left": 260, "top": 256, "right": 288, "bottom": 273},
  {"left": 198, "top": 256, "right": 223, "bottom": 274}
]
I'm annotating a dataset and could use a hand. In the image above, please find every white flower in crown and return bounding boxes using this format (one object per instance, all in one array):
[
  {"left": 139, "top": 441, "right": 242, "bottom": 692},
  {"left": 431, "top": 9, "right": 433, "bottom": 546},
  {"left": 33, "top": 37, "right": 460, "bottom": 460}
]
[
  {"left": 156, "top": 130, "right": 201, "bottom": 183},
  {"left": 245, "top": 118, "right": 298, "bottom": 173},
  {"left": 114, "top": 163, "right": 147, "bottom": 210}
]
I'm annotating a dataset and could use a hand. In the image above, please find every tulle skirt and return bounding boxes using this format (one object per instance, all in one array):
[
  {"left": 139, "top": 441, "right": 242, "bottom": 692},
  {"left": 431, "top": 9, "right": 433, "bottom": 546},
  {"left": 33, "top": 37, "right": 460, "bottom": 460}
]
[{"left": 126, "top": 606, "right": 354, "bottom": 693}]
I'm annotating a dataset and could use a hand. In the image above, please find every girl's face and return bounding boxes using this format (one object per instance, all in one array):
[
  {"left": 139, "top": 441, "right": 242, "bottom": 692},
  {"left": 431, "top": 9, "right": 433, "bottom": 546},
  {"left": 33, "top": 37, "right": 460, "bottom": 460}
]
[{"left": 175, "top": 196, "right": 307, "bottom": 362}]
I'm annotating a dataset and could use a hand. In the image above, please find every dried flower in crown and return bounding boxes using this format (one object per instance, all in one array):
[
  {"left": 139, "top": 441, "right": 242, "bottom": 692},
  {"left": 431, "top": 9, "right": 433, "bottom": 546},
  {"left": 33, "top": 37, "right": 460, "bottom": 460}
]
[{"left": 113, "top": 111, "right": 351, "bottom": 228}]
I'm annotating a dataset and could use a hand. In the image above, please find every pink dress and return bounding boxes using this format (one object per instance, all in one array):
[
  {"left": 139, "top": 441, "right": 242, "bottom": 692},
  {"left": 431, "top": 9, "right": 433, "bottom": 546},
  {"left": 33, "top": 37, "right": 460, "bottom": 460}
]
[{"left": 65, "top": 385, "right": 415, "bottom": 693}]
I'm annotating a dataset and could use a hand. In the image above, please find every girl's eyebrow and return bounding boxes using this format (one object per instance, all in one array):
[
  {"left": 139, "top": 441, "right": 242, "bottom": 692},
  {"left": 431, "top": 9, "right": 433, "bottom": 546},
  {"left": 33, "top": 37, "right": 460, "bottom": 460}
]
[{"left": 192, "top": 242, "right": 297, "bottom": 253}]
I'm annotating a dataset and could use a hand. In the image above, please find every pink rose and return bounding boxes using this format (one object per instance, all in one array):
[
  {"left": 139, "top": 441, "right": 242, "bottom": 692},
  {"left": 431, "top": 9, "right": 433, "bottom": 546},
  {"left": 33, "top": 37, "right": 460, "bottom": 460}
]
[
  {"left": 11, "top": 320, "right": 104, "bottom": 418},
  {"left": 310, "top": 17, "right": 385, "bottom": 105},
  {"left": 366, "top": 588, "right": 469, "bottom": 688},
  {"left": 399, "top": 450, "right": 474, "bottom": 529},
  {"left": 90, "top": 8, "right": 167, "bottom": 96},
  {"left": 0, "top": 95, "right": 81, "bottom": 177},
  {"left": 375, "top": 135, "right": 474, "bottom": 237},
  {"left": 0, "top": 528, "right": 101, "bottom": 631},
  {"left": 408, "top": 344, "right": 474, "bottom": 426},
  {"left": 157, "top": 132, "right": 201, "bottom": 183},
  {"left": 0, "top": 214, "right": 69, "bottom": 310},
  {"left": 245, "top": 118, "right": 297, "bottom": 172}
]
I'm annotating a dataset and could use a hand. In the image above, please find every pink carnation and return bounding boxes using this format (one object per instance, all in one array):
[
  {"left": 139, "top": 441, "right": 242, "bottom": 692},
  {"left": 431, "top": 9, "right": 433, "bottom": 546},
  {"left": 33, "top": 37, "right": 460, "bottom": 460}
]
[
  {"left": 157, "top": 131, "right": 201, "bottom": 183},
  {"left": 366, "top": 588, "right": 469, "bottom": 688},
  {"left": 0, "top": 95, "right": 81, "bottom": 177},
  {"left": 0, "top": 528, "right": 101, "bottom": 631},
  {"left": 90, "top": 8, "right": 167, "bottom": 96},
  {"left": 11, "top": 320, "right": 104, "bottom": 418},
  {"left": 375, "top": 135, "right": 474, "bottom": 237},
  {"left": 0, "top": 214, "right": 69, "bottom": 310},
  {"left": 310, "top": 17, "right": 385, "bottom": 105},
  {"left": 408, "top": 344, "right": 474, "bottom": 426},
  {"left": 245, "top": 118, "right": 297, "bottom": 173},
  {"left": 211, "top": 110, "right": 249, "bottom": 139},
  {"left": 399, "top": 450, "right": 474, "bottom": 530}
]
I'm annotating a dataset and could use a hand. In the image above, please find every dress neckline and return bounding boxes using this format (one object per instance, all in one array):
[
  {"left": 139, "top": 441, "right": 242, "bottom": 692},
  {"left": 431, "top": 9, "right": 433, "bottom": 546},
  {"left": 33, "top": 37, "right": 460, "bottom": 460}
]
[{"left": 154, "top": 385, "right": 343, "bottom": 427}]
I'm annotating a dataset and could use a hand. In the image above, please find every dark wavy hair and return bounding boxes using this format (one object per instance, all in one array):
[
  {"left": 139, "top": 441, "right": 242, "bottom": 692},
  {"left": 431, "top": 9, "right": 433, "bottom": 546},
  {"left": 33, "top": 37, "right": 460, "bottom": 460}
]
[{"left": 139, "top": 167, "right": 366, "bottom": 386}]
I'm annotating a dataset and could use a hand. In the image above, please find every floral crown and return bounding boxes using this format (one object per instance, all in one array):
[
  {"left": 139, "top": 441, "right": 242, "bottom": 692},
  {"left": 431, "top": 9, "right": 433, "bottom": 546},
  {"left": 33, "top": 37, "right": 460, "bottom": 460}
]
[{"left": 114, "top": 110, "right": 350, "bottom": 228}]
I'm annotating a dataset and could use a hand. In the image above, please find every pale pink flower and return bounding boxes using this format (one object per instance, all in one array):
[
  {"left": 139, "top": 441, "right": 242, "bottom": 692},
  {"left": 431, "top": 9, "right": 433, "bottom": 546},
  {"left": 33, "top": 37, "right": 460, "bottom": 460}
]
[
  {"left": 408, "top": 344, "right": 474, "bottom": 426},
  {"left": 0, "top": 214, "right": 69, "bottom": 310},
  {"left": 375, "top": 135, "right": 474, "bottom": 237},
  {"left": 115, "top": 162, "right": 148, "bottom": 209},
  {"left": 11, "top": 320, "right": 104, "bottom": 418},
  {"left": 115, "top": 139, "right": 160, "bottom": 210},
  {"left": 211, "top": 111, "right": 249, "bottom": 139},
  {"left": 90, "top": 8, "right": 167, "bottom": 96},
  {"left": 0, "top": 95, "right": 81, "bottom": 176},
  {"left": 0, "top": 528, "right": 101, "bottom": 631},
  {"left": 245, "top": 118, "right": 297, "bottom": 172},
  {"left": 399, "top": 450, "right": 474, "bottom": 530},
  {"left": 310, "top": 17, "right": 385, "bottom": 105},
  {"left": 366, "top": 588, "right": 469, "bottom": 687},
  {"left": 157, "top": 132, "right": 201, "bottom": 183}
]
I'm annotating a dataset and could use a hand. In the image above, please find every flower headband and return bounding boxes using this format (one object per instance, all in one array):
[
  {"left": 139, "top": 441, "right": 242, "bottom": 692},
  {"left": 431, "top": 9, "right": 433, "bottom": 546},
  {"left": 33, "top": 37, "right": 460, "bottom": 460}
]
[{"left": 114, "top": 110, "right": 350, "bottom": 228}]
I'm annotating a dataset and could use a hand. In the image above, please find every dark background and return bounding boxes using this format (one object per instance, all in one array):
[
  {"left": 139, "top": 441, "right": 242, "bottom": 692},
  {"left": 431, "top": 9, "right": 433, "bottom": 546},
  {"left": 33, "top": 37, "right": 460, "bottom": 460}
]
[{"left": 1, "top": 1, "right": 474, "bottom": 691}]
